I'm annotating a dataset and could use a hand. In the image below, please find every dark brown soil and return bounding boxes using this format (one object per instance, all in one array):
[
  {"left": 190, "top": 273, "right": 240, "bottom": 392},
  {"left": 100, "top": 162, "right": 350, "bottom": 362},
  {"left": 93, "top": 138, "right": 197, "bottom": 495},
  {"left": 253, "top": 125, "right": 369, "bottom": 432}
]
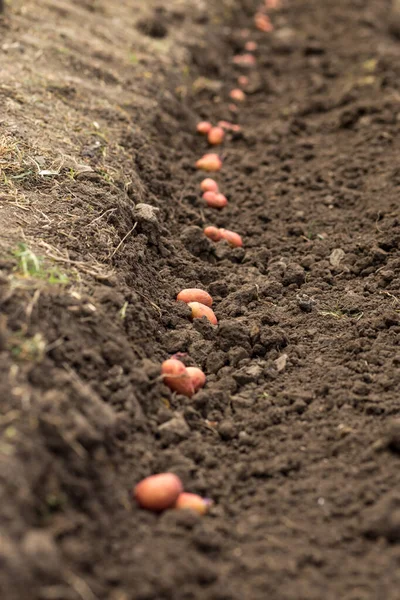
[{"left": 1, "top": 0, "right": 400, "bottom": 599}]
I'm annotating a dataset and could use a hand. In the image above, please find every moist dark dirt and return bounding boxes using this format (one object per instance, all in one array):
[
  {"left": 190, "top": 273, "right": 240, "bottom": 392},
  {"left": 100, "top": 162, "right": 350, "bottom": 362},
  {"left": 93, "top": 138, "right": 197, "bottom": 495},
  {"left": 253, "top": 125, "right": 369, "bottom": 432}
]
[{"left": 1, "top": 0, "right": 400, "bottom": 599}]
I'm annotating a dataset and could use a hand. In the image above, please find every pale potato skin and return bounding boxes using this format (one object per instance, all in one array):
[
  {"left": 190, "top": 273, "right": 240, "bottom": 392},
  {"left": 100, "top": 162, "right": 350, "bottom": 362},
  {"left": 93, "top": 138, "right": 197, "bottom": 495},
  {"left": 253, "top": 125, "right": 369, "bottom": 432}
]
[
  {"left": 233, "top": 54, "right": 256, "bottom": 66},
  {"left": 204, "top": 226, "right": 222, "bottom": 242},
  {"left": 202, "top": 191, "right": 217, "bottom": 204},
  {"left": 203, "top": 192, "right": 228, "bottom": 208},
  {"left": 188, "top": 302, "right": 218, "bottom": 325},
  {"left": 197, "top": 121, "right": 212, "bottom": 135},
  {"left": 208, "top": 127, "right": 225, "bottom": 145},
  {"left": 174, "top": 493, "right": 211, "bottom": 515},
  {"left": 200, "top": 178, "right": 219, "bottom": 193},
  {"left": 219, "top": 229, "right": 243, "bottom": 248},
  {"left": 213, "top": 194, "right": 229, "bottom": 208},
  {"left": 186, "top": 367, "right": 206, "bottom": 392},
  {"left": 177, "top": 288, "right": 213, "bottom": 307},
  {"left": 230, "top": 89, "right": 246, "bottom": 102},
  {"left": 195, "top": 154, "right": 222, "bottom": 172},
  {"left": 161, "top": 359, "right": 194, "bottom": 397},
  {"left": 135, "top": 474, "right": 183, "bottom": 512}
]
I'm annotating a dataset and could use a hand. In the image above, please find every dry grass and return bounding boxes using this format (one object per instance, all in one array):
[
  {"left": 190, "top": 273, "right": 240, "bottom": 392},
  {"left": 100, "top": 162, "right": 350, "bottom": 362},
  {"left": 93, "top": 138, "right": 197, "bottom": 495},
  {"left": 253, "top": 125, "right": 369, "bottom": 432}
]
[{"left": 0, "top": 134, "right": 31, "bottom": 181}]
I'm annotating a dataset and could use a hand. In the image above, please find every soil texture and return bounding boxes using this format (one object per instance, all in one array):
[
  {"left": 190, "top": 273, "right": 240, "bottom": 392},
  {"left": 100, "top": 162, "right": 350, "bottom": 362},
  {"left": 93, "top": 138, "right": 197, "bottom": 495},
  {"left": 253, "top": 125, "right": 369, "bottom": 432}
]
[{"left": 1, "top": 1, "right": 400, "bottom": 599}]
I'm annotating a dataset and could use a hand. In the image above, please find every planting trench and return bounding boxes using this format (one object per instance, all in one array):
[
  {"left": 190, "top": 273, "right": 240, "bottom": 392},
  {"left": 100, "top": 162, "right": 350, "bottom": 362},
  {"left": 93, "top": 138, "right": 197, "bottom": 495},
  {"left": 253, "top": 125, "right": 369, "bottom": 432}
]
[{"left": 1, "top": 0, "right": 400, "bottom": 599}]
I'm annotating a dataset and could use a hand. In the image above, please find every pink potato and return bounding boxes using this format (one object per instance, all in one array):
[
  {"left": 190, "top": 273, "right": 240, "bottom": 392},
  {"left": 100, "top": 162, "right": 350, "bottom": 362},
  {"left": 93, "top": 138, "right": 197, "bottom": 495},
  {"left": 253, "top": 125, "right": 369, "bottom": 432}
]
[
  {"left": 196, "top": 154, "right": 222, "bottom": 172},
  {"left": 188, "top": 302, "right": 218, "bottom": 325},
  {"left": 200, "top": 178, "right": 219, "bottom": 193},
  {"left": 197, "top": 121, "right": 212, "bottom": 135},
  {"left": 219, "top": 229, "right": 243, "bottom": 248},
  {"left": 204, "top": 226, "right": 223, "bottom": 242},
  {"left": 217, "top": 121, "right": 241, "bottom": 132},
  {"left": 214, "top": 193, "right": 228, "bottom": 207},
  {"left": 134, "top": 473, "right": 183, "bottom": 512},
  {"left": 177, "top": 288, "right": 213, "bottom": 307},
  {"left": 174, "top": 492, "right": 213, "bottom": 515},
  {"left": 202, "top": 191, "right": 217, "bottom": 204},
  {"left": 230, "top": 89, "right": 246, "bottom": 102},
  {"left": 232, "top": 53, "right": 256, "bottom": 67},
  {"left": 255, "top": 12, "right": 273, "bottom": 32},
  {"left": 186, "top": 366, "right": 206, "bottom": 392},
  {"left": 161, "top": 358, "right": 194, "bottom": 397},
  {"left": 203, "top": 192, "right": 228, "bottom": 208},
  {"left": 208, "top": 126, "right": 225, "bottom": 146},
  {"left": 245, "top": 41, "right": 258, "bottom": 52}
]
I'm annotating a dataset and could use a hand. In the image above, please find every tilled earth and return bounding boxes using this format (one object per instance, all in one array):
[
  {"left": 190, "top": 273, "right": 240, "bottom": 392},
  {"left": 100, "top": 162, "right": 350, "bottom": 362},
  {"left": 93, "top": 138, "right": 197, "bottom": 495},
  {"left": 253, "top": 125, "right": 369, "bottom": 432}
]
[{"left": 1, "top": 1, "right": 400, "bottom": 599}]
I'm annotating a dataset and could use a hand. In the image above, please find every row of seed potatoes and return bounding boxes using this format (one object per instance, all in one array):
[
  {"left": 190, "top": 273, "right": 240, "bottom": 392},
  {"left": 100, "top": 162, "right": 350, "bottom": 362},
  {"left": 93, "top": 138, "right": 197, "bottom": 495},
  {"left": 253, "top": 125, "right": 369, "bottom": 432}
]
[{"left": 134, "top": 0, "right": 281, "bottom": 514}]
